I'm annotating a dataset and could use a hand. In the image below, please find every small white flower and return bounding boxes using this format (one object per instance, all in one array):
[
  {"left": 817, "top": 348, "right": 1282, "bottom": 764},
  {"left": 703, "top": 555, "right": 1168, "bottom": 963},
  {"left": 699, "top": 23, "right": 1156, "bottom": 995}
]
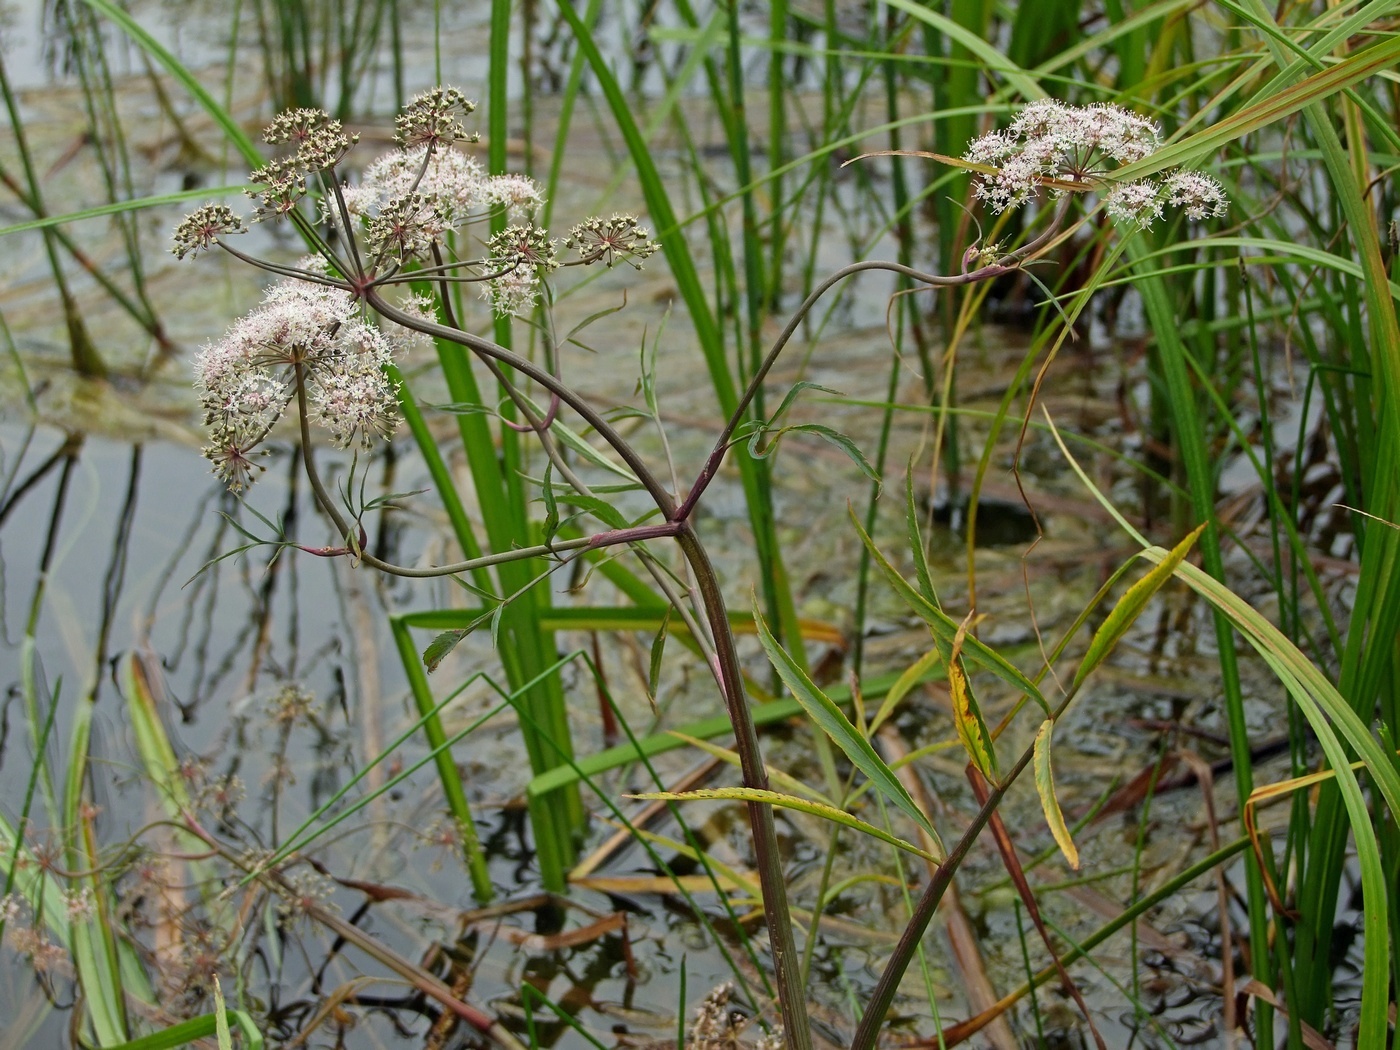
[
  {"left": 1163, "top": 170, "right": 1229, "bottom": 220},
  {"left": 965, "top": 100, "right": 1226, "bottom": 230},
  {"left": 1105, "top": 180, "right": 1165, "bottom": 229}
]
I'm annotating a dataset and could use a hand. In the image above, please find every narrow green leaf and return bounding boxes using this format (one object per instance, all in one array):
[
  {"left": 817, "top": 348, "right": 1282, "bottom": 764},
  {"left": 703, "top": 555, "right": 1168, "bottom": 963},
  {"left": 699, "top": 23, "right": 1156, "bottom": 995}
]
[
  {"left": 628, "top": 787, "right": 938, "bottom": 862},
  {"left": 904, "top": 468, "right": 937, "bottom": 604},
  {"left": 1071, "top": 524, "right": 1204, "bottom": 692},
  {"left": 647, "top": 606, "right": 672, "bottom": 704},
  {"left": 1034, "top": 720, "right": 1079, "bottom": 871},
  {"left": 852, "top": 512, "right": 1051, "bottom": 716},
  {"left": 762, "top": 423, "right": 881, "bottom": 483},
  {"left": 753, "top": 602, "right": 944, "bottom": 853},
  {"left": 79, "top": 0, "right": 262, "bottom": 166},
  {"left": 0, "top": 187, "right": 249, "bottom": 237},
  {"left": 105, "top": 1012, "right": 263, "bottom": 1050}
]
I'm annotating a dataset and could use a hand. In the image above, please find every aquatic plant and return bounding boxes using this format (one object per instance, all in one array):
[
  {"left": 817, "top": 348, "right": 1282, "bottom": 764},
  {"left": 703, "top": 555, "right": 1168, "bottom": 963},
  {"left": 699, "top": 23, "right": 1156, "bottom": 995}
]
[{"left": 167, "top": 89, "right": 1258, "bottom": 1050}]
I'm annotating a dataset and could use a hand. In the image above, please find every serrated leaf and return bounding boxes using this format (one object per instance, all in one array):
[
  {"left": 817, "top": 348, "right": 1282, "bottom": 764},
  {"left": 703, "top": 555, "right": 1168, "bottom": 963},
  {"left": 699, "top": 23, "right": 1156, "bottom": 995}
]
[
  {"left": 1034, "top": 720, "right": 1079, "bottom": 870},
  {"left": 785, "top": 424, "right": 881, "bottom": 482},
  {"left": 754, "top": 603, "right": 944, "bottom": 853},
  {"left": 423, "top": 629, "right": 469, "bottom": 673},
  {"left": 948, "top": 614, "right": 998, "bottom": 779},
  {"left": 852, "top": 511, "right": 1051, "bottom": 716},
  {"left": 747, "top": 423, "right": 880, "bottom": 483},
  {"left": 770, "top": 380, "right": 846, "bottom": 423},
  {"left": 1071, "top": 524, "right": 1204, "bottom": 692},
  {"left": 627, "top": 787, "right": 938, "bottom": 862}
]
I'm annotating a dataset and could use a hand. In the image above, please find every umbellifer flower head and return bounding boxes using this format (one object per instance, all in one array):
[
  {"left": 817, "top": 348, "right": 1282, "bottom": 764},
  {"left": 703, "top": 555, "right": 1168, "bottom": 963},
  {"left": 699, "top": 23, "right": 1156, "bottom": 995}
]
[
  {"left": 262, "top": 107, "right": 358, "bottom": 171},
  {"left": 395, "top": 86, "right": 478, "bottom": 150},
  {"left": 480, "top": 224, "right": 558, "bottom": 317},
  {"left": 172, "top": 204, "right": 245, "bottom": 259},
  {"left": 564, "top": 214, "right": 660, "bottom": 268},
  {"left": 964, "top": 100, "right": 1228, "bottom": 229},
  {"left": 193, "top": 279, "right": 411, "bottom": 488}
]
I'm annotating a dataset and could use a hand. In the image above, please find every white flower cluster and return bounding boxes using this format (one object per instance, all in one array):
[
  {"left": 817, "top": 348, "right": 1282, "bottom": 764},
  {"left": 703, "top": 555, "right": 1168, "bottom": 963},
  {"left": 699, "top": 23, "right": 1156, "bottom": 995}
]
[
  {"left": 334, "top": 144, "right": 552, "bottom": 310},
  {"left": 965, "top": 99, "right": 1227, "bottom": 229},
  {"left": 338, "top": 145, "right": 542, "bottom": 228},
  {"left": 195, "top": 281, "right": 406, "bottom": 489}
]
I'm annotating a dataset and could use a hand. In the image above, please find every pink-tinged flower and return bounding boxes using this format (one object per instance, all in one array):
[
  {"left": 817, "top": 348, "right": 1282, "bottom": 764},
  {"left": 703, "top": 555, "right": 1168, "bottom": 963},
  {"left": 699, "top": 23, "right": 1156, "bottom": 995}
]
[
  {"left": 193, "top": 280, "right": 406, "bottom": 487},
  {"left": 964, "top": 100, "right": 1228, "bottom": 230}
]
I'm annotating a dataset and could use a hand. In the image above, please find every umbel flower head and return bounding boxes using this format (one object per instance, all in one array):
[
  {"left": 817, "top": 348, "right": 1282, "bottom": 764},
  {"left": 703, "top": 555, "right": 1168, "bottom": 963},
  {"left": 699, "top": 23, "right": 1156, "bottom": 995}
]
[
  {"left": 194, "top": 280, "right": 407, "bottom": 490},
  {"left": 965, "top": 99, "right": 1227, "bottom": 229}
]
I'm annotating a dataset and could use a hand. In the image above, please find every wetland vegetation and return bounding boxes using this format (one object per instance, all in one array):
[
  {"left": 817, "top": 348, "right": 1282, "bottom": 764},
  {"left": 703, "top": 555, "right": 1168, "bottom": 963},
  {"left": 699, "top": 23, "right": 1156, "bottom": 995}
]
[{"left": 2, "top": 2, "right": 1399, "bottom": 1049}]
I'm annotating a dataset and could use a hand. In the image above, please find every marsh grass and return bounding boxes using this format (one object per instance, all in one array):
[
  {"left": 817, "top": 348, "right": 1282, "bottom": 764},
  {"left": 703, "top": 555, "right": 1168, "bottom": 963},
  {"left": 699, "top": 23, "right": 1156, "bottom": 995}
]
[{"left": 3, "top": 1, "right": 1400, "bottom": 1048}]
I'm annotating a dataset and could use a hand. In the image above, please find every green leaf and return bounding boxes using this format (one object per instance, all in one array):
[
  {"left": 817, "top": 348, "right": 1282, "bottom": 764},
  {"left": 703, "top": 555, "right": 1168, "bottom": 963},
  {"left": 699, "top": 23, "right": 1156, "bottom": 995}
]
[
  {"left": 852, "top": 512, "right": 1051, "bottom": 716},
  {"left": 1034, "top": 720, "right": 1079, "bottom": 871},
  {"left": 753, "top": 423, "right": 881, "bottom": 483},
  {"left": 1071, "top": 524, "right": 1204, "bottom": 692},
  {"left": 105, "top": 1011, "right": 263, "bottom": 1050},
  {"left": 647, "top": 606, "right": 672, "bottom": 705},
  {"left": 0, "top": 186, "right": 249, "bottom": 237},
  {"left": 423, "top": 629, "right": 470, "bottom": 673},
  {"left": 79, "top": 0, "right": 263, "bottom": 167},
  {"left": 753, "top": 602, "right": 944, "bottom": 853},
  {"left": 627, "top": 787, "right": 938, "bottom": 862}
]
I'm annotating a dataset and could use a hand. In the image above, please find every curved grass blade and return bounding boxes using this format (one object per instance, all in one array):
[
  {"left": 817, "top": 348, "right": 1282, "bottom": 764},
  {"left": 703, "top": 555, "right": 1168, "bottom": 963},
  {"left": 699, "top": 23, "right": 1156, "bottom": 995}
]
[
  {"left": 628, "top": 787, "right": 938, "bottom": 863},
  {"left": 851, "top": 512, "right": 1051, "bottom": 716},
  {"left": 0, "top": 187, "right": 249, "bottom": 237},
  {"left": 79, "top": 0, "right": 262, "bottom": 166}
]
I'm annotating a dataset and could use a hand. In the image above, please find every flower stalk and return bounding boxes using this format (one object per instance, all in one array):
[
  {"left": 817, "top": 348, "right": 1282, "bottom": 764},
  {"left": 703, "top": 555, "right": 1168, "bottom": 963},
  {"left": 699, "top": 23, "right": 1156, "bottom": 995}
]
[{"left": 176, "top": 91, "right": 1229, "bottom": 1049}]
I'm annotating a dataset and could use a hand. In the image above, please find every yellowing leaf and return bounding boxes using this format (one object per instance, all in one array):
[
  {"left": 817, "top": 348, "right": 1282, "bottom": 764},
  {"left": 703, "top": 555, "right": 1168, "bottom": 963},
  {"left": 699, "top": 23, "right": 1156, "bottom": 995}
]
[
  {"left": 949, "top": 613, "right": 998, "bottom": 779},
  {"left": 1034, "top": 720, "right": 1079, "bottom": 870}
]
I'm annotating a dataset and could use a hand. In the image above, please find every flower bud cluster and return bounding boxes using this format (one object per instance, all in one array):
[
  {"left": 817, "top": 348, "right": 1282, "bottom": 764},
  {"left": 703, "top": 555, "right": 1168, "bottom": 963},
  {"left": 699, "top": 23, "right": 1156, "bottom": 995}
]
[
  {"left": 395, "top": 86, "right": 477, "bottom": 149},
  {"left": 172, "top": 204, "right": 245, "bottom": 260},
  {"left": 246, "top": 108, "right": 358, "bottom": 221},
  {"left": 564, "top": 214, "right": 660, "bottom": 268},
  {"left": 965, "top": 99, "right": 1227, "bottom": 228},
  {"left": 194, "top": 280, "right": 405, "bottom": 489}
]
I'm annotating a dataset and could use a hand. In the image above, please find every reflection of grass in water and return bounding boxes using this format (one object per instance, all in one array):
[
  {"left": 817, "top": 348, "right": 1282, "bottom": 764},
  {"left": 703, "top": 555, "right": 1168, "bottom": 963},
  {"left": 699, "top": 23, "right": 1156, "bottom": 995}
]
[{"left": 4, "top": 1, "right": 1400, "bottom": 1048}]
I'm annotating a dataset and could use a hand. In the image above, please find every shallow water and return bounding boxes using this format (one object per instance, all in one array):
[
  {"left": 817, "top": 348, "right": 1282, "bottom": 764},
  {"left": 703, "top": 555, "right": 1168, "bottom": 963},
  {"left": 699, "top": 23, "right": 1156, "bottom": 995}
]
[{"left": 0, "top": 4, "right": 1334, "bottom": 1048}]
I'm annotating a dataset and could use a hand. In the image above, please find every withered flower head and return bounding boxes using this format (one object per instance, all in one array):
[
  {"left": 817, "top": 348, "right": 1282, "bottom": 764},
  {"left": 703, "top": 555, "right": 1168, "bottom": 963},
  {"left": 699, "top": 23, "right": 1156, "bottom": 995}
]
[
  {"left": 246, "top": 157, "right": 308, "bottom": 220},
  {"left": 263, "top": 107, "right": 359, "bottom": 171}
]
